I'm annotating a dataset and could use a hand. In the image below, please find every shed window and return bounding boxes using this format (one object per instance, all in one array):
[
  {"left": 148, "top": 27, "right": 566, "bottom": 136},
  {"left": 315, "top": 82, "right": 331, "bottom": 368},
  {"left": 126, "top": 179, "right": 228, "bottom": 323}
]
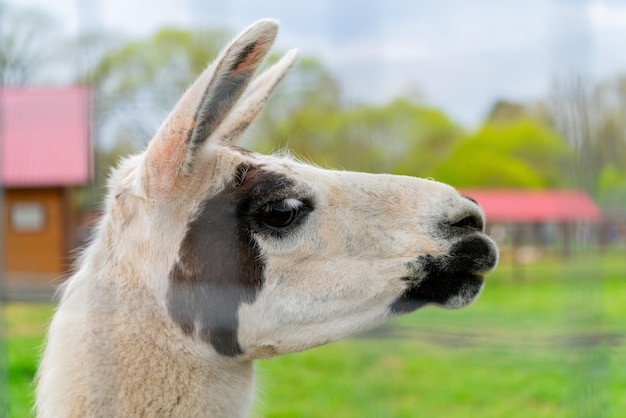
[{"left": 10, "top": 202, "right": 46, "bottom": 232}]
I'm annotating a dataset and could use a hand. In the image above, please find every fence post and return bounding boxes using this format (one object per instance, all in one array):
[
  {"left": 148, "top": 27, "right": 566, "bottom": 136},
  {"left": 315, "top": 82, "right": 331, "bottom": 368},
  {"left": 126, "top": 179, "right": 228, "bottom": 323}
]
[{"left": 0, "top": 123, "right": 8, "bottom": 416}]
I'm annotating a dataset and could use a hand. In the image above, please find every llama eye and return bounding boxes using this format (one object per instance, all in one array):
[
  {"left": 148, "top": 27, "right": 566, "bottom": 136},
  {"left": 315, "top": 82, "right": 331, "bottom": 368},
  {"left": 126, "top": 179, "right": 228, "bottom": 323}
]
[{"left": 259, "top": 198, "right": 303, "bottom": 230}]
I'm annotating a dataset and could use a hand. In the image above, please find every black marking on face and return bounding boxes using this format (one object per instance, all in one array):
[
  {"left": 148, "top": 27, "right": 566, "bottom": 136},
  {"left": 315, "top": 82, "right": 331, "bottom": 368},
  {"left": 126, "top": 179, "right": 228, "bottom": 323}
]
[
  {"left": 167, "top": 163, "right": 311, "bottom": 356},
  {"left": 390, "top": 235, "right": 497, "bottom": 315}
]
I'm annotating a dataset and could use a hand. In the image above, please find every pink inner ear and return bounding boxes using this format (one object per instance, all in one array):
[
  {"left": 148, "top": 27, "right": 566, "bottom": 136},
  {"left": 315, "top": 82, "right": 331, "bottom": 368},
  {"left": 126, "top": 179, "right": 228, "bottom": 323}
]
[
  {"left": 233, "top": 42, "right": 267, "bottom": 72},
  {"left": 144, "top": 129, "right": 189, "bottom": 197},
  {"left": 143, "top": 91, "right": 207, "bottom": 196},
  {"left": 142, "top": 21, "right": 280, "bottom": 198}
]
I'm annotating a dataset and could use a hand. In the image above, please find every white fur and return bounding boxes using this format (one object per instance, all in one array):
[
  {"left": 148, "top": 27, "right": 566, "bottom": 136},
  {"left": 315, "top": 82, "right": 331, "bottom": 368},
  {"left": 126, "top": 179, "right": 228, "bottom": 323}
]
[{"left": 36, "top": 20, "right": 498, "bottom": 417}]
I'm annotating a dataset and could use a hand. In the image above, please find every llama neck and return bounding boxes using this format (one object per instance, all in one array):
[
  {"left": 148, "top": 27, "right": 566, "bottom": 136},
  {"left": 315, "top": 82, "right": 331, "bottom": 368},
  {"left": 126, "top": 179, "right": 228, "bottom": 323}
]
[{"left": 37, "top": 269, "right": 257, "bottom": 417}]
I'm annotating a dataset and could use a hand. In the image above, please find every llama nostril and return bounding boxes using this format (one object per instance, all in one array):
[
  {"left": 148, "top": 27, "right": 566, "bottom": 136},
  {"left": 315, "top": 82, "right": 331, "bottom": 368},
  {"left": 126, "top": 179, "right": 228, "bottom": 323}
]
[{"left": 451, "top": 213, "right": 484, "bottom": 233}]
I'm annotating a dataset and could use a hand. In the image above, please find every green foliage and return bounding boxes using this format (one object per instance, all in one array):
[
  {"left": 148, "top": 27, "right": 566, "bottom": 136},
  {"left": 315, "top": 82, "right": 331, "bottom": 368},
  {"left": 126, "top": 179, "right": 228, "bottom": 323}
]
[
  {"left": 433, "top": 117, "right": 571, "bottom": 188},
  {"left": 255, "top": 97, "right": 462, "bottom": 176},
  {"left": 85, "top": 27, "right": 229, "bottom": 94},
  {"left": 378, "top": 99, "right": 463, "bottom": 177},
  {"left": 76, "top": 26, "right": 235, "bottom": 210},
  {"left": 598, "top": 165, "right": 626, "bottom": 194},
  {"left": 77, "top": 25, "right": 626, "bottom": 208},
  {"left": 260, "top": 97, "right": 574, "bottom": 190},
  {"left": 271, "top": 55, "right": 342, "bottom": 113},
  {"left": 597, "top": 165, "right": 626, "bottom": 209},
  {"left": 255, "top": 68, "right": 573, "bottom": 190},
  {"left": 84, "top": 26, "right": 232, "bottom": 153}
]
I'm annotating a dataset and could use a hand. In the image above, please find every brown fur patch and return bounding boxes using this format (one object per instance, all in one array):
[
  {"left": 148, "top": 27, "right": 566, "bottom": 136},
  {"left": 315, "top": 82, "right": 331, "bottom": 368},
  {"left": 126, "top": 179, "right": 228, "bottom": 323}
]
[{"left": 167, "top": 163, "right": 301, "bottom": 356}]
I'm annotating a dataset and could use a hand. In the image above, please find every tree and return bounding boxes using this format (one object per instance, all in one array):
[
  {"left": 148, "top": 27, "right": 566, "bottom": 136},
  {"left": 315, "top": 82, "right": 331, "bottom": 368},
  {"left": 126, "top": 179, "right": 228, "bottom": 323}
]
[
  {"left": 543, "top": 75, "right": 626, "bottom": 196},
  {"left": 84, "top": 27, "right": 231, "bottom": 149},
  {"left": 385, "top": 99, "right": 462, "bottom": 177},
  {"left": 84, "top": 30, "right": 461, "bottom": 182},
  {"left": 245, "top": 54, "right": 342, "bottom": 148},
  {"left": 253, "top": 96, "right": 461, "bottom": 176},
  {"left": 432, "top": 117, "right": 572, "bottom": 189},
  {"left": 0, "top": 2, "right": 59, "bottom": 86},
  {"left": 71, "top": 27, "right": 232, "bottom": 209}
]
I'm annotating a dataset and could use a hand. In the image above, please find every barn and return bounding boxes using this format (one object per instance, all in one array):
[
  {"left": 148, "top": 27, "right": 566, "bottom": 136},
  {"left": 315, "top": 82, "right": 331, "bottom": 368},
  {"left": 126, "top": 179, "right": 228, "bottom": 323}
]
[{"left": 1, "top": 88, "right": 92, "bottom": 281}]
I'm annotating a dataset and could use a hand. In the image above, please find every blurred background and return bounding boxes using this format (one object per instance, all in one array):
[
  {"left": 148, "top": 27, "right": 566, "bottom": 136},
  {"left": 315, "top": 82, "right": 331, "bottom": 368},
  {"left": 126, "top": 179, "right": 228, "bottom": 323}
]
[{"left": 1, "top": 0, "right": 625, "bottom": 416}]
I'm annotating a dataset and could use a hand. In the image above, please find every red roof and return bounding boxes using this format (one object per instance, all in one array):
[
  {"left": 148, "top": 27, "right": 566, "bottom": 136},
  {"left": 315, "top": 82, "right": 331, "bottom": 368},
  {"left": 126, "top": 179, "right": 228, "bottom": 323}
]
[
  {"left": 1, "top": 87, "right": 92, "bottom": 187},
  {"left": 462, "top": 189, "right": 601, "bottom": 223}
]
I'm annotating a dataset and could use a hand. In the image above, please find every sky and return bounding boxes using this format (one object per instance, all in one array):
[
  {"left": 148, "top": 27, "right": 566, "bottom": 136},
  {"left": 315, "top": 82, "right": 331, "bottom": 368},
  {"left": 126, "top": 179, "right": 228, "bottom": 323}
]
[{"left": 11, "top": 0, "right": 626, "bottom": 127}]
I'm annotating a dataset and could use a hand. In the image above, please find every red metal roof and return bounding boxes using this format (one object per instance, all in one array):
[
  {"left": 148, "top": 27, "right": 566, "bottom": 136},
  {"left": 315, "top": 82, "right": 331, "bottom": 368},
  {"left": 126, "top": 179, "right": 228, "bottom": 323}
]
[
  {"left": 462, "top": 189, "right": 601, "bottom": 223},
  {"left": 1, "top": 87, "right": 92, "bottom": 187}
]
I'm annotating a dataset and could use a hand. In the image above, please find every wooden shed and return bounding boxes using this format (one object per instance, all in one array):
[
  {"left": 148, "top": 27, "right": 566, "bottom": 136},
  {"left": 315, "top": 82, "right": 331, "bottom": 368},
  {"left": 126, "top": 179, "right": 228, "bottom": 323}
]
[{"left": 1, "top": 88, "right": 92, "bottom": 275}]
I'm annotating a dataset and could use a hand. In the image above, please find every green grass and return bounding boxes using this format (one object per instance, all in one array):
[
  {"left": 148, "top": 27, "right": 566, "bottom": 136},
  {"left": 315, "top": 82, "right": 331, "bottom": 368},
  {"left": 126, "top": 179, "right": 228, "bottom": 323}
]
[
  {"left": 252, "top": 251, "right": 626, "bottom": 418},
  {"left": 3, "top": 251, "right": 626, "bottom": 417},
  {"left": 2, "top": 303, "right": 54, "bottom": 418}
]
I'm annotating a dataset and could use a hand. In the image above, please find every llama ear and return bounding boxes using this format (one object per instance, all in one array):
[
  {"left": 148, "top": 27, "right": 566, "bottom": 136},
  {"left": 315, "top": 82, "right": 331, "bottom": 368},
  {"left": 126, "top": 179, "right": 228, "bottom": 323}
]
[
  {"left": 144, "top": 19, "right": 278, "bottom": 196},
  {"left": 212, "top": 48, "right": 300, "bottom": 143}
]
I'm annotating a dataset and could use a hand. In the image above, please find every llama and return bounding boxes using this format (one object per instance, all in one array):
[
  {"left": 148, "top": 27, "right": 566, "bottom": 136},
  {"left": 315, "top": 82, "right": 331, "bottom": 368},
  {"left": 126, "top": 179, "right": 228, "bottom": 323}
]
[{"left": 36, "top": 19, "right": 498, "bottom": 417}]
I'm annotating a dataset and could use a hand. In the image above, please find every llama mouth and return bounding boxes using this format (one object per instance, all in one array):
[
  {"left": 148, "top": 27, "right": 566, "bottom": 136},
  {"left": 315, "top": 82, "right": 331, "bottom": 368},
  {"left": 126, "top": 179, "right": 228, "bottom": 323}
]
[
  {"left": 389, "top": 272, "right": 485, "bottom": 314},
  {"left": 389, "top": 234, "right": 496, "bottom": 315}
]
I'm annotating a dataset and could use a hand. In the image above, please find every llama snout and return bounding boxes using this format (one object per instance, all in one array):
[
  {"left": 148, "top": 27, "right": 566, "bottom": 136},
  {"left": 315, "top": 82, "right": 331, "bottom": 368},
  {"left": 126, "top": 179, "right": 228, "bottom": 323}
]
[{"left": 390, "top": 228, "right": 498, "bottom": 314}]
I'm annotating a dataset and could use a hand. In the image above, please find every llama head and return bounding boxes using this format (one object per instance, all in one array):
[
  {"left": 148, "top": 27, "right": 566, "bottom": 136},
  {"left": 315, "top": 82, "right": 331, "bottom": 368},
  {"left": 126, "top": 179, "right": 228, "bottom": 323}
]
[{"left": 107, "top": 19, "right": 498, "bottom": 359}]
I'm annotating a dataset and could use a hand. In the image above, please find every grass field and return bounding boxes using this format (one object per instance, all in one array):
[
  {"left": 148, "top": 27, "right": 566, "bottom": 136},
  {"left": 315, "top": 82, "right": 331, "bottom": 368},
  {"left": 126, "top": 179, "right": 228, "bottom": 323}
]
[{"left": 2, "top": 250, "right": 626, "bottom": 417}]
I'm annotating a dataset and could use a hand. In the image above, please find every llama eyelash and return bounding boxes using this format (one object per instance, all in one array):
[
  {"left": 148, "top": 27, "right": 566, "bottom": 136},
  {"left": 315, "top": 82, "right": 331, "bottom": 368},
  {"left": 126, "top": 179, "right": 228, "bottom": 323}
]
[{"left": 275, "top": 197, "right": 303, "bottom": 211}]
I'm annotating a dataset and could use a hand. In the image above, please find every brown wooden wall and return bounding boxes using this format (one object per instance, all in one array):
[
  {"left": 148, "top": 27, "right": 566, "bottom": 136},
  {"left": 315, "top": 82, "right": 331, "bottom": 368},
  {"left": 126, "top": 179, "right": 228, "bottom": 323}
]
[{"left": 4, "top": 187, "right": 70, "bottom": 274}]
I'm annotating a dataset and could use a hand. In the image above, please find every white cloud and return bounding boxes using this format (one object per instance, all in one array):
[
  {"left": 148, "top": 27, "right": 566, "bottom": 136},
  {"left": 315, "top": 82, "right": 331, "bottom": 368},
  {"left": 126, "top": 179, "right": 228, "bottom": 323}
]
[
  {"left": 588, "top": 0, "right": 626, "bottom": 76},
  {"left": 589, "top": 0, "right": 626, "bottom": 26},
  {"left": 99, "top": 0, "right": 191, "bottom": 36}
]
